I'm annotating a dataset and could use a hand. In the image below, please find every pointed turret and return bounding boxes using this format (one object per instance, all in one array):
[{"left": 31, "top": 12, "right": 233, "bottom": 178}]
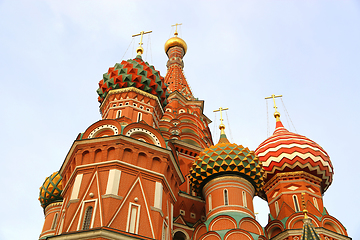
[{"left": 164, "top": 25, "right": 193, "bottom": 100}]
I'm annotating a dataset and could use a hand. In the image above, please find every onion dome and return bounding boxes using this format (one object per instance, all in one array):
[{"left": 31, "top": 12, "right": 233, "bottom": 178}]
[
  {"left": 255, "top": 119, "right": 333, "bottom": 192},
  {"left": 164, "top": 32, "right": 187, "bottom": 55},
  {"left": 39, "top": 172, "right": 63, "bottom": 208},
  {"left": 96, "top": 55, "right": 169, "bottom": 107},
  {"left": 189, "top": 124, "right": 264, "bottom": 195}
]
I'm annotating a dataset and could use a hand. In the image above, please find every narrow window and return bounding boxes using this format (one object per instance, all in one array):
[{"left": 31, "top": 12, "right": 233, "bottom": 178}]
[
  {"left": 170, "top": 203, "right": 174, "bottom": 230},
  {"left": 82, "top": 206, "right": 93, "bottom": 230},
  {"left": 293, "top": 195, "right": 300, "bottom": 212},
  {"left": 208, "top": 194, "right": 212, "bottom": 211},
  {"left": 137, "top": 112, "right": 142, "bottom": 122},
  {"left": 51, "top": 213, "right": 58, "bottom": 230},
  {"left": 242, "top": 191, "right": 247, "bottom": 208},
  {"left": 313, "top": 197, "right": 319, "bottom": 210},
  {"left": 127, "top": 204, "right": 140, "bottom": 234},
  {"left": 105, "top": 169, "right": 121, "bottom": 195},
  {"left": 224, "top": 189, "right": 229, "bottom": 205},
  {"left": 116, "top": 110, "right": 122, "bottom": 118},
  {"left": 70, "top": 174, "right": 83, "bottom": 200},
  {"left": 275, "top": 201, "right": 279, "bottom": 216},
  {"left": 154, "top": 182, "right": 163, "bottom": 210}
]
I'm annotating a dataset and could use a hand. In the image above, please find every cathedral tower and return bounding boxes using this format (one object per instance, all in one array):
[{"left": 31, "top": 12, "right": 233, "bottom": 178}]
[
  {"left": 189, "top": 111, "right": 267, "bottom": 240},
  {"left": 255, "top": 95, "right": 350, "bottom": 240}
]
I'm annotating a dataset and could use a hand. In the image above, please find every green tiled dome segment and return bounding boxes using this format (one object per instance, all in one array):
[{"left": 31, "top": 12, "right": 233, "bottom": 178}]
[
  {"left": 97, "top": 55, "right": 169, "bottom": 107},
  {"left": 39, "top": 172, "right": 63, "bottom": 208},
  {"left": 189, "top": 141, "right": 265, "bottom": 195}
]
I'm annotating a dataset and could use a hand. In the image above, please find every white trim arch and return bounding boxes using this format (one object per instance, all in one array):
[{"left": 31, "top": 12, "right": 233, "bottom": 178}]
[
  {"left": 125, "top": 128, "right": 161, "bottom": 146},
  {"left": 88, "top": 124, "right": 119, "bottom": 138}
]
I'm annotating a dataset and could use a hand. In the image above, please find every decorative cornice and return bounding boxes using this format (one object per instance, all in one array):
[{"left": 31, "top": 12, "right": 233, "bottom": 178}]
[
  {"left": 44, "top": 201, "right": 63, "bottom": 213},
  {"left": 100, "top": 87, "right": 164, "bottom": 114},
  {"left": 264, "top": 171, "right": 322, "bottom": 191}
]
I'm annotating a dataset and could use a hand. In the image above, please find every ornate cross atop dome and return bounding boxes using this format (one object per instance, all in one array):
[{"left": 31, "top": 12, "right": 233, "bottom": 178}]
[
  {"left": 171, "top": 23, "right": 182, "bottom": 36},
  {"left": 132, "top": 30, "right": 152, "bottom": 55},
  {"left": 265, "top": 94, "right": 282, "bottom": 120}
]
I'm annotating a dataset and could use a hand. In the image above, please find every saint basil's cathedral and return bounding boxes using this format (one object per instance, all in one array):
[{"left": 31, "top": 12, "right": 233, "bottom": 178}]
[{"left": 38, "top": 28, "right": 351, "bottom": 240}]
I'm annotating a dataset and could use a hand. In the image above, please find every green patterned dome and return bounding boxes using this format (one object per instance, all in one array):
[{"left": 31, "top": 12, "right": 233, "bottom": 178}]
[
  {"left": 39, "top": 172, "right": 63, "bottom": 208},
  {"left": 189, "top": 132, "right": 265, "bottom": 195},
  {"left": 97, "top": 55, "right": 169, "bottom": 107}
]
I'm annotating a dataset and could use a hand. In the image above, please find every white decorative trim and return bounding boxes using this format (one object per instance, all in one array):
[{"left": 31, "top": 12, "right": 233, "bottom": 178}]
[
  {"left": 126, "top": 202, "right": 141, "bottom": 234},
  {"left": 126, "top": 128, "right": 161, "bottom": 146},
  {"left": 262, "top": 152, "right": 332, "bottom": 172},
  {"left": 88, "top": 124, "right": 119, "bottom": 138},
  {"left": 63, "top": 160, "right": 178, "bottom": 202},
  {"left": 76, "top": 199, "right": 98, "bottom": 230},
  {"left": 108, "top": 177, "right": 155, "bottom": 238},
  {"left": 258, "top": 143, "right": 328, "bottom": 157}
]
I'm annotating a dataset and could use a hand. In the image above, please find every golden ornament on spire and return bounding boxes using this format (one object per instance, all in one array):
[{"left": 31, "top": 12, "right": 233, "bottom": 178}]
[
  {"left": 132, "top": 30, "right": 152, "bottom": 56},
  {"left": 265, "top": 94, "right": 282, "bottom": 121},
  {"left": 301, "top": 192, "right": 308, "bottom": 219},
  {"left": 165, "top": 23, "right": 187, "bottom": 55},
  {"left": 214, "top": 107, "right": 229, "bottom": 135}
]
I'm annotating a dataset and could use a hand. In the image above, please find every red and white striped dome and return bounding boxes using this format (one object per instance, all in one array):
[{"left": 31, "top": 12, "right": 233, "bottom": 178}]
[{"left": 255, "top": 120, "right": 333, "bottom": 192}]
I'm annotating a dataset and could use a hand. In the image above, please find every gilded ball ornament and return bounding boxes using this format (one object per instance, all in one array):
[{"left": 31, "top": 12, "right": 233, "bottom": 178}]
[{"left": 164, "top": 36, "right": 187, "bottom": 55}]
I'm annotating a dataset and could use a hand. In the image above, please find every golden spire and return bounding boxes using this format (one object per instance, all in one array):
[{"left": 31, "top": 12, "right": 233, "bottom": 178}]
[
  {"left": 265, "top": 94, "right": 283, "bottom": 121},
  {"left": 213, "top": 107, "right": 229, "bottom": 135},
  {"left": 301, "top": 192, "right": 308, "bottom": 219},
  {"left": 132, "top": 30, "right": 152, "bottom": 56},
  {"left": 171, "top": 23, "right": 182, "bottom": 36}
]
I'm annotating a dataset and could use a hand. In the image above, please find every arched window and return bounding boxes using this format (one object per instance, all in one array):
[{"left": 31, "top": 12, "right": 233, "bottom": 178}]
[
  {"left": 313, "top": 197, "right": 319, "bottom": 210},
  {"left": 137, "top": 112, "right": 142, "bottom": 122},
  {"left": 82, "top": 206, "right": 93, "bottom": 230},
  {"left": 208, "top": 194, "right": 212, "bottom": 211},
  {"left": 275, "top": 201, "right": 279, "bottom": 216},
  {"left": 116, "top": 110, "right": 122, "bottom": 118},
  {"left": 242, "top": 191, "right": 247, "bottom": 208},
  {"left": 293, "top": 195, "right": 300, "bottom": 212},
  {"left": 224, "top": 189, "right": 229, "bottom": 206},
  {"left": 51, "top": 213, "right": 58, "bottom": 230}
]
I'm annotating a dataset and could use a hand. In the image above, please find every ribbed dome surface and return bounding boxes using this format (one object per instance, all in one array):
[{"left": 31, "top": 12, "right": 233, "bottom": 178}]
[
  {"left": 97, "top": 55, "right": 169, "bottom": 107},
  {"left": 39, "top": 172, "right": 63, "bottom": 208},
  {"left": 255, "top": 121, "right": 333, "bottom": 192},
  {"left": 189, "top": 134, "right": 264, "bottom": 195}
]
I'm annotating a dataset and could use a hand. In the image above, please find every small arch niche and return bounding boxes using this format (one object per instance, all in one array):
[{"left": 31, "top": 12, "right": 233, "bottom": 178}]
[{"left": 173, "top": 231, "right": 187, "bottom": 240}]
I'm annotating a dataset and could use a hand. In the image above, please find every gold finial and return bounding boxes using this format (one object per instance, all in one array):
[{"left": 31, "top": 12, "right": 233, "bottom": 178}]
[
  {"left": 301, "top": 192, "right": 308, "bottom": 219},
  {"left": 265, "top": 94, "right": 283, "bottom": 121},
  {"left": 171, "top": 23, "right": 182, "bottom": 36},
  {"left": 132, "top": 30, "right": 152, "bottom": 55},
  {"left": 214, "top": 107, "right": 229, "bottom": 135}
]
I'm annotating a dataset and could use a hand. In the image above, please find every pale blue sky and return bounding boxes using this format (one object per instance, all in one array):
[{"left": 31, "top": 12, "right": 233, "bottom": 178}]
[{"left": 1, "top": 1, "right": 359, "bottom": 239}]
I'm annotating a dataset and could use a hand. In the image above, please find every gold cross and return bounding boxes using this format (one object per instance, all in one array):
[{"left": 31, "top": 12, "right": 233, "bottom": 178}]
[
  {"left": 171, "top": 23, "right": 182, "bottom": 36},
  {"left": 132, "top": 30, "right": 152, "bottom": 55},
  {"left": 265, "top": 94, "right": 282, "bottom": 112},
  {"left": 213, "top": 107, "right": 229, "bottom": 126}
]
